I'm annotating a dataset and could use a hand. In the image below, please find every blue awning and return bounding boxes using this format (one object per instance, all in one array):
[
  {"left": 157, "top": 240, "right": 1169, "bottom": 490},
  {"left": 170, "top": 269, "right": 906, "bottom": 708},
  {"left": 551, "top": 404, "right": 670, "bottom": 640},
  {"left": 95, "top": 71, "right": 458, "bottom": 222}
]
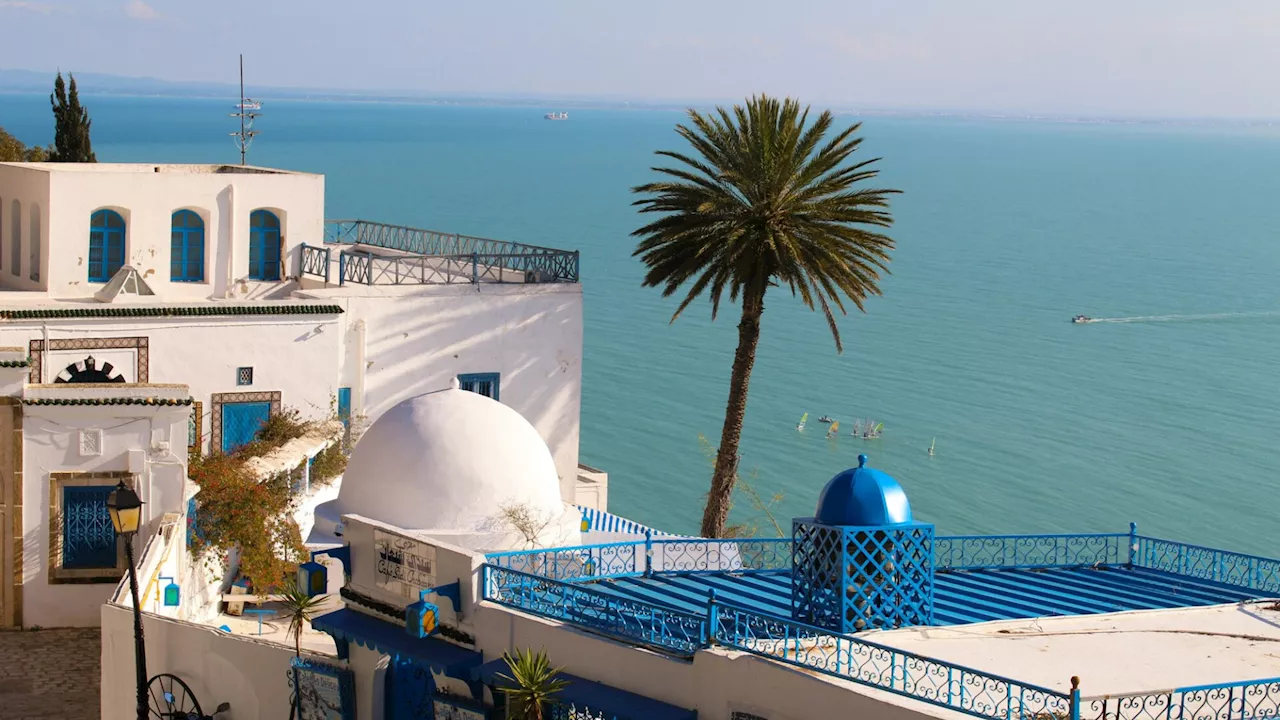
[
  {"left": 311, "top": 608, "right": 481, "bottom": 677},
  {"left": 474, "top": 657, "right": 697, "bottom": 720}
]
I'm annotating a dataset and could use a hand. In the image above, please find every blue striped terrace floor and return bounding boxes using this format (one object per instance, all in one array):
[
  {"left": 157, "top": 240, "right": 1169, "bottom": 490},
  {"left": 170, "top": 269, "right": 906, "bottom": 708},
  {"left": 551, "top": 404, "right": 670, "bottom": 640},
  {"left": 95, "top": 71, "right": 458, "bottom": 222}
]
[{"left": 582, "top": 566, "right": 1263, "bottom": 625}]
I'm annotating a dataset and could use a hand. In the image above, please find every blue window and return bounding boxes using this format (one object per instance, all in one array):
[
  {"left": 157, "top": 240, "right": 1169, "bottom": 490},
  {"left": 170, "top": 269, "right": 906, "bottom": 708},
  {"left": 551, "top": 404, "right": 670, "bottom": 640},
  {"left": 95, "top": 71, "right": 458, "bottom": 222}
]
[
  {"left": 337, "top": 387, "right": 351, "bottom": 427},
  {"left": 62, "top": 485, "right": 118, "bottom": 569},
  {"left": 89, "top": 209, "right": 126, "bottom": 283},
  {"left": 170, "top": 210, "right": 205, "bottom": 282},
  {"left": 249, "top": 210, "right": 282, "bottom": 281},
  {"left": 221, "top": 401, "right": 272, "bottom": 453},
  {"left": 458, "top": 372, "right": 500, "bottom": 401}
]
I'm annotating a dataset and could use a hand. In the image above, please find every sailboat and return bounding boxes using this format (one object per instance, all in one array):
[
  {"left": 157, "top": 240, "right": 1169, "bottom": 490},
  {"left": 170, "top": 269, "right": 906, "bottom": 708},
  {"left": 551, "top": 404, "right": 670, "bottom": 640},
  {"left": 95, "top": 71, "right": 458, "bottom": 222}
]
[
  {"left": 796, "top": 412, "right": 808, "bottom": 431},
  {"left": 826, "top": 421, "right": 840, "bottom": 439},
  {"left": 928, "top": 437, "right": 936, "bottom": 456}
]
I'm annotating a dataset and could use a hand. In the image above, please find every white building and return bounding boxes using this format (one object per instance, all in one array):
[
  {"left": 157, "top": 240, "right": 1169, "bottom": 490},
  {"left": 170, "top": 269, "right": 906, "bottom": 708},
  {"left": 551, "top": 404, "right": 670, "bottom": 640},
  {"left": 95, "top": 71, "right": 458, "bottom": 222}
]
[
  {"left": 101, "top": 379, "right": 1280, "bottom": 720},
  {"left": 0, "top": 161, "right": 598, "bottom": 629}
]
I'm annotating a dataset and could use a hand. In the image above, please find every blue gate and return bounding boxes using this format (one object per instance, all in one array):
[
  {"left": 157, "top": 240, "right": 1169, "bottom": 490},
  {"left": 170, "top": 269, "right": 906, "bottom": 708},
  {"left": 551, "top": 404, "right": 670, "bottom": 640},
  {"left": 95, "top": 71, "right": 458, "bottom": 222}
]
[
  {"left": 221, "top": 401, "right": 271, "bottom": 453},
  {"left": 62, "top": 485, "right": 116, "bottom": 568},
  {"left": 386, "top": 659, "right": 435, "bottom": 720}
]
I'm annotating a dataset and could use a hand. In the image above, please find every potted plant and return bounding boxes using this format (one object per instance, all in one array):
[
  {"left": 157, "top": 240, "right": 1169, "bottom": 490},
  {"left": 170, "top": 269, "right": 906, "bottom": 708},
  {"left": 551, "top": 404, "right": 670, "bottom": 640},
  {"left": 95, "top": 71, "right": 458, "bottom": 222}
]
[{"left": 494, "top": 649, "right": 568, "bottom": 720}]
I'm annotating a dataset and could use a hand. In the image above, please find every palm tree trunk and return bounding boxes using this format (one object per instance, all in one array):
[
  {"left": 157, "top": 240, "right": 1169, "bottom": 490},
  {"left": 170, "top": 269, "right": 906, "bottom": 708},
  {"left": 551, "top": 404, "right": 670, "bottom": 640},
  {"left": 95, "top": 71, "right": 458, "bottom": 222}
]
[{"left": 700, "top": 290, "right": 765, "bottom": 537}]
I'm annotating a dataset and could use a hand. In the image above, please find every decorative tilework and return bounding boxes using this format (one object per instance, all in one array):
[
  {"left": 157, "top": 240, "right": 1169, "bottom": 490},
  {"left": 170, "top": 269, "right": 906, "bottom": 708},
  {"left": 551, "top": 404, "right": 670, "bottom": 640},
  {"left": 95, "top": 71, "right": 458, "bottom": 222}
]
[
  {"left": 0, "top": 305, "right": 343, "bottom": 320},
  {"left": 0, "top": 397, "right": 21, "bottom": 626},
  {"left": 209, "top": 391, "right": 281, "bottom": 455},
  {"left": 28, "top": 337, "right": 148, "bottom": 385},
  {"left": 189, "top": 401, "right": 202, "bottom": 457}
]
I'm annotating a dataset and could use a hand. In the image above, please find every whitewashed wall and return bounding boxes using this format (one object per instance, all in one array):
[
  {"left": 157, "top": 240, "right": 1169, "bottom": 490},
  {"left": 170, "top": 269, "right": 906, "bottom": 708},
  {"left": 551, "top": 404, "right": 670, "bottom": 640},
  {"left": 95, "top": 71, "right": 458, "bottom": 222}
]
[
  {"left": 21, "top": 400, "right": 190, "bottom": 627},
  {"left": 0, "top": 163, "right": 324, "bottom": 299},
  {"left": 0, "top": 164, "right": 50, "bottom": 291},
  {"left": 308, "top": 282, "right": 584, "bottom": 493},
  {"left": 0, "top": 313, "right": 343, "bottom": 453},
  {"left": 101, "top": 603, "right": 307, "bottom": 720}
]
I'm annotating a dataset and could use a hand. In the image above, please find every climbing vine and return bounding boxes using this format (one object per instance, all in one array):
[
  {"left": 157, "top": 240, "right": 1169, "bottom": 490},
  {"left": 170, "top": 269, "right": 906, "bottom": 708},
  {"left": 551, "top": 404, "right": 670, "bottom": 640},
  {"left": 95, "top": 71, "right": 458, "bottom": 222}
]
[{"left": 189, "top": 407, "right": 343, "bottom": 592}]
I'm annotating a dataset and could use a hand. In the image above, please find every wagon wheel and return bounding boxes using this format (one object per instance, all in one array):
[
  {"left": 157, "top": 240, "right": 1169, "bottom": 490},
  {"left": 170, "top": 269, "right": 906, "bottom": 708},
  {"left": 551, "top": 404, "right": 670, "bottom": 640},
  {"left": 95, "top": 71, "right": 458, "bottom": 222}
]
[{"left": 148, "top": 673, "right": 204, "bottom": 720}]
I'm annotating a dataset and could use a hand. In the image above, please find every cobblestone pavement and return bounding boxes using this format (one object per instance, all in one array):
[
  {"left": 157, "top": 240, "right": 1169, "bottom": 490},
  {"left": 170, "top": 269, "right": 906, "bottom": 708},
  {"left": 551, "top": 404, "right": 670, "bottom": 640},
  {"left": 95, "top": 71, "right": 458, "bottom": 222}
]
[{"left": 0, "top": 628, "right": 100, "bottom": 720}]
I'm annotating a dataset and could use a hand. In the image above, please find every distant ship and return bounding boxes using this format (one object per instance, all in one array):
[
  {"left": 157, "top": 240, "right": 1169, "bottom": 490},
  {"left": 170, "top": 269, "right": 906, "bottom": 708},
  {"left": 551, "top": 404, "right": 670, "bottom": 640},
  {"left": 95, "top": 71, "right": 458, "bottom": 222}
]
[
  {"left": 235, "top": 100, "right": 262, "bottom": 111},
  {"left": 545, "top": 112, "right": 569, "bottom": 120}
]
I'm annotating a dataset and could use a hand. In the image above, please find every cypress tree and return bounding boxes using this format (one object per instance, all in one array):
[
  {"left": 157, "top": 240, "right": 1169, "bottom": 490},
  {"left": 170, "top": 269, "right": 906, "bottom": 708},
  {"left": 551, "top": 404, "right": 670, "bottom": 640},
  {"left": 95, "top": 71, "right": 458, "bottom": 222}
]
[{"left": 48, "top": 72, "right": 96, "bottom": 163}]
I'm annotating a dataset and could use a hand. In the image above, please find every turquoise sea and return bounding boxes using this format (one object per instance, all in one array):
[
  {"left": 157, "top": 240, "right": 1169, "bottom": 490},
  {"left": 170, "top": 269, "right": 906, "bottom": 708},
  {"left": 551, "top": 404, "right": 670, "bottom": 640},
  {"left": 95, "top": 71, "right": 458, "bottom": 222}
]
[{"left": 5, "top": 95, "right": 1280, "bottom": 553}]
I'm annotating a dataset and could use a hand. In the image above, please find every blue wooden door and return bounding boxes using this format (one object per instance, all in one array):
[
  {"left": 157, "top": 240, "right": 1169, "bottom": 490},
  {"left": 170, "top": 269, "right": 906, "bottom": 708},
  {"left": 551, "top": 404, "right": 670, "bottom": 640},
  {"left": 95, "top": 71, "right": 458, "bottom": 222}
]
[
  {"left": 221, "top": 401, "right": 271, "bottom": 453},
  {"left": 386, "top": 659, "right": 435, "bottom": 720}
]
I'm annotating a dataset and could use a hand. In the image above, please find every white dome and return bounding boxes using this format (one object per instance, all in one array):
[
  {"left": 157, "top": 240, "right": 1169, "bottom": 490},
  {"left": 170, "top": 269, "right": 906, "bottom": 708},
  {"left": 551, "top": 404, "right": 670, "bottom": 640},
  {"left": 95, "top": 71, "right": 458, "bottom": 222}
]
[{"left": 320, "top": 382, "right": 564, "bottom": 535}]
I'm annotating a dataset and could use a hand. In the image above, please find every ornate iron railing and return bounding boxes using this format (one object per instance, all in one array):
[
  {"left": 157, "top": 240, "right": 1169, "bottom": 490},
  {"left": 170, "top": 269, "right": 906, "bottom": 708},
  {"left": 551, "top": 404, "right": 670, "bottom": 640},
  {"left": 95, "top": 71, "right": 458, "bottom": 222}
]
[
  {"left": 300, "top": 244, "right": 331, "bottom": 284},
  {"left": 1133, "top": 536, "right": 1280, "bottom": 597},
  {"left": 482, "top": 564, "right": 706, "bottom": 656},
  {"left": 650, "top": 538, "right": 791, "bottom": 574},
  {"left": 710, "top": 598, "right": 1076, "bottom": 720},
  {"left": 321, "top": 220, "right": 580, "bottom": 284},
  {"left": 1079, "top": 677, "right": 1280, "bottom": 720},
  {"left": 934, "top": 533, "right": 1129, "bottom": 571},
  {"left": 486, "top": 541, "right": 641, "bottom": 581}
]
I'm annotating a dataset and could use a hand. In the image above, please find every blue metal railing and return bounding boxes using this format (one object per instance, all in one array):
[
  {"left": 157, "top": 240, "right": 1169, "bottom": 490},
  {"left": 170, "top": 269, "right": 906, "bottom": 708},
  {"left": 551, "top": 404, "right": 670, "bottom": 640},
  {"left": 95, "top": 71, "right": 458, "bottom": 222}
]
[
  {"left": 1133, "top": 535, "right": 1280, "bottom": 597},
  {"left": 710, "top": 597, "right": 1076, "bottom": 720},
  {"left": 934, "top": 533, "right": 1130, "bottom": 571},
  {"left": 481, "top": 564, "right": 706, "bottom": 656},
  {"left": 1078, "top": 676, "right": 1280, "bottom": 720},
  {"left": 300, "top": 244, "right": 331, "bottom": 284},
  {"left": 486, "top": 541, "right": 641, "bottom": 581},
  {"left": 320, "top": 220, "right": 580, "bottom": 284}
]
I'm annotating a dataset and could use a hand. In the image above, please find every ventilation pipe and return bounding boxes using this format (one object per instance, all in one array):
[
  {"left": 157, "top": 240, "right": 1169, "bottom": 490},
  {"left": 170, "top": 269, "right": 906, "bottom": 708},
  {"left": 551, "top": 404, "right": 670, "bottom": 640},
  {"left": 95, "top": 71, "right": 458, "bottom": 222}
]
[{"left": 224, "top": 183, "right": 236, "bottom": 298}]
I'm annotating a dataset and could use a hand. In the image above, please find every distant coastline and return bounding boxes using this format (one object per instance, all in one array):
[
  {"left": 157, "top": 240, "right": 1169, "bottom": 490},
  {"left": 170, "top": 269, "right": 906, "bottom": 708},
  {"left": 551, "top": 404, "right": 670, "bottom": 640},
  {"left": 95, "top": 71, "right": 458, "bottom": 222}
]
[{"left": 2, "top": 68, "right": 1280, "bottom": 128}]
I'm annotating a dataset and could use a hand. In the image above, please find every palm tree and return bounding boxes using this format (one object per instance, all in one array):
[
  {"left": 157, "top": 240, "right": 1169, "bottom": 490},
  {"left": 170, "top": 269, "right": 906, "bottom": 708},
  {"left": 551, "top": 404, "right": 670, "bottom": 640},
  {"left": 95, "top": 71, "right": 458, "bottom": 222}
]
[
  {"left": 631, "top": 95, "right": 899, "bottom": 538},
  {"left": 279, "top": 583, "right": 325, "bottom": 658},
  {"left": 495, "top": 648, "right": 568, "bottom": 720}
]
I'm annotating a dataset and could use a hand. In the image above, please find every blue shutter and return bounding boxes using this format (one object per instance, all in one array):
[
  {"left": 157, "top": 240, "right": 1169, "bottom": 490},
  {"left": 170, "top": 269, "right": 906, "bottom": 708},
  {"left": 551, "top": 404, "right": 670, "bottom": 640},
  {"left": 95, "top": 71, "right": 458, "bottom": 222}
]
[
  {"left": 457, "top": 373, "right": 500, "bottom": 401},
  {"left": 221, "top": 401, "right": 272, "bottom": 453},
  {"left": 337, "top": 387, "right": 351, "bottom": 428},
  {"left": 249, "top": 210, "right": 282, "bottom": 281},
  {"left": 170, "top": 210, "right": 205, "bottom": 282},
  {"left": 89, "top": 210, "right": 126, "bottom": 282},
  {"left": 62, "top": 485, "right": 118, "bottom": 569}
]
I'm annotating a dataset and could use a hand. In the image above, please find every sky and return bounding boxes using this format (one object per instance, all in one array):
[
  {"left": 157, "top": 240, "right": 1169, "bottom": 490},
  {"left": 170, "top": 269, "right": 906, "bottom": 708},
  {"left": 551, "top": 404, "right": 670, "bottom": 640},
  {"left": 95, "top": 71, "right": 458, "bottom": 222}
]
[{"left": 1, "top": 0, "right": 1278, "bottom": 118}]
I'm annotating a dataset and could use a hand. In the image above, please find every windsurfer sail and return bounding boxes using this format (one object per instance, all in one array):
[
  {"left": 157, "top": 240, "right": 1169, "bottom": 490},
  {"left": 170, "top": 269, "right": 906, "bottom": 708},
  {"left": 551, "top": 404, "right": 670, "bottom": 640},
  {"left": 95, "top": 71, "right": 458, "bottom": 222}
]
[
  {"left": 797, "top": 412, "right": 808, "bottom": 431},
  {"left": 826, "top": 421, "right": 840, "bottom": 439},
  {"left": 928, "top": 437, "right": 936, "bottom": 456}
]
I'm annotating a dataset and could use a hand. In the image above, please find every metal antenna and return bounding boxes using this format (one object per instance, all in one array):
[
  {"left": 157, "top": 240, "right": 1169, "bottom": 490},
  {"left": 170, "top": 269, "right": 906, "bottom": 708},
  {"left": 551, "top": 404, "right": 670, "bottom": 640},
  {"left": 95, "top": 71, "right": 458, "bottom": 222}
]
[{"left": 230, "top": 54, "right": 261, "bottom": 165}]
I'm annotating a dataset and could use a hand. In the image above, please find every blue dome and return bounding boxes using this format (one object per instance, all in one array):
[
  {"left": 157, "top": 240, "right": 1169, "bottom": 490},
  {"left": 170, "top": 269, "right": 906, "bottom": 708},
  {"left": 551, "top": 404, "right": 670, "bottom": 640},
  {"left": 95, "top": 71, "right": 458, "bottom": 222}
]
[{"left": 814, "top": 454, "right": 914, "bottom": 526}]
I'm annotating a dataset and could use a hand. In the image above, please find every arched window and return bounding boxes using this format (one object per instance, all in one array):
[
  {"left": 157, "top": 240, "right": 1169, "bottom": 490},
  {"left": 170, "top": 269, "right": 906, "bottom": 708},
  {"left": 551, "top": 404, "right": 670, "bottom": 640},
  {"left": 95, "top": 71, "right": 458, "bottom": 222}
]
[
  {"left": 29, "top": 204, "right": 40, "bottom": 281},
  {"left": 170, "top": 210, "right": 205, "bottom": 282},
  {"left": 249, "top": 210, "right": 281, "bottom": 281},
  {"left": 89, "top": 209, "right": 126, "bottom": 283},
  {"left": 9, "top": 199, "right": 19, "bottom": 277}
]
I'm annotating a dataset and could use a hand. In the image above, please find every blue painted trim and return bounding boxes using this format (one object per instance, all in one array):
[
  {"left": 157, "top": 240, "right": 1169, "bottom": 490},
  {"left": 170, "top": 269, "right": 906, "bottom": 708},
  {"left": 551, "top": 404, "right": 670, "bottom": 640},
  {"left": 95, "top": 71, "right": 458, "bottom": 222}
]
[
  {"left": 421, "top": 582, "right": 461, "bottom": 614},
  {"left": 310, "top": 608, "right": 481, "bottom": 675},
  {"left": 712, "top": 598, "right": 1072, "bottom": 720}
]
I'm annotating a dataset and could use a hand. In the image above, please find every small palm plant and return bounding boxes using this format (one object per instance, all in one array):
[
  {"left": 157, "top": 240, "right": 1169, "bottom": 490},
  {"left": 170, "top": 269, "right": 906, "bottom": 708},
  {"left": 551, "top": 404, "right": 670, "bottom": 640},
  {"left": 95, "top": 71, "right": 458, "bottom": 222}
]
[
  {"left": 495, "top": 648, "right": 568, "bottom": 720},
  {"left": 278, "top": 582, "right": 325, "bottom": 658}
]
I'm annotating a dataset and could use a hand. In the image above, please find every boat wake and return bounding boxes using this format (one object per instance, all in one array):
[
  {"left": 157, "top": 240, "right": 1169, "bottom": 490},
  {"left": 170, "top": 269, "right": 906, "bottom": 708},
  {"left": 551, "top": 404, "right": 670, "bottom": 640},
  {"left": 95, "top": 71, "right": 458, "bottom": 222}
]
[{"left": 1086, "top": 310, "right": 1280, "bottom": 325}]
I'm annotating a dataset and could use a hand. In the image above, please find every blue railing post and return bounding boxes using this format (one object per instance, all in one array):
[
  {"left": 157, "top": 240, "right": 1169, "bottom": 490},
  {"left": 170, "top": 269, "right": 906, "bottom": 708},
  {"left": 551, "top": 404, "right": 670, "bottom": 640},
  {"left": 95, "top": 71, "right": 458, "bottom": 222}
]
[
  {"left": 1069, "top": 676, "right": 1081, "bottom": 720},
  {"left": 705, "top": 589, "right": 719, "bottom": 646},
  {"left": 338, "top": 251, "right": 347, "bottom": 286},
  {"left": 323, "top": 247, "right": 331, "bottom": 285},
  {"left": 572, "top": 250, "right": 581, "bottom": 282},
  {"left": 1128, "top": 522, "right": 1138, "bottom": 566},
  {"left": 471, "top": 252, "right": 479, "bottom": 284},
  {"left": 644, "top": 531, "right": 654, "bottom": 578},
  {"left": 365, "top": 251, "right": 375, "bottom": 285}
]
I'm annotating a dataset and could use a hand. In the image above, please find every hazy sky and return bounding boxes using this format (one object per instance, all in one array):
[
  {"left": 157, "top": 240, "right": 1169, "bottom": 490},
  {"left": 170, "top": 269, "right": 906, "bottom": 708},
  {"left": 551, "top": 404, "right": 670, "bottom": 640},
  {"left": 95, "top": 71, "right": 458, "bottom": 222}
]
[{"left": 2, "top": 0, "right": 1278, "bottom": 118}]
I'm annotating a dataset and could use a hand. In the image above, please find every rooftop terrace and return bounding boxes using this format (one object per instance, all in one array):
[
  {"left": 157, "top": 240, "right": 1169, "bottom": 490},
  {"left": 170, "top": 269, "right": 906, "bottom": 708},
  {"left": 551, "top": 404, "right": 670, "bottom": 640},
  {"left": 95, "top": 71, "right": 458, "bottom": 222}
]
[
  {"left": 302, "top": 220, "right": 580, "bottom": 287},
  {"left": 482, "top": 529, "right": 1280, "bottom": 720}
]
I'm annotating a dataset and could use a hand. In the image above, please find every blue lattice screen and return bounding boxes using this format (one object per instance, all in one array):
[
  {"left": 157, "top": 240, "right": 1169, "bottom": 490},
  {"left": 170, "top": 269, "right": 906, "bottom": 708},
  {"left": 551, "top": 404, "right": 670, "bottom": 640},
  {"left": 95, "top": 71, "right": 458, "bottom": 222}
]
[
  {"left": 792, "top": 518, "right": 935, "bottom": 632},
  {"left": 221, "top": 401, "right": 271, "bottom": 453},
  {"left": 62, "top": 485, "right": 118, "bottom": 569},
  {"left": 458, "top": 373, "right": 500, "bottom": 400}
]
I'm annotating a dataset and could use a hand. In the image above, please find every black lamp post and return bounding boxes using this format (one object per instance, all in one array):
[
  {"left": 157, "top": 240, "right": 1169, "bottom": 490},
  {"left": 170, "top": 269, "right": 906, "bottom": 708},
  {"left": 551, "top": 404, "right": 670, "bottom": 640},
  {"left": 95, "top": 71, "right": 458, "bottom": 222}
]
[{"left": 107, "top": 481, "right": 148, "bottom": 720}]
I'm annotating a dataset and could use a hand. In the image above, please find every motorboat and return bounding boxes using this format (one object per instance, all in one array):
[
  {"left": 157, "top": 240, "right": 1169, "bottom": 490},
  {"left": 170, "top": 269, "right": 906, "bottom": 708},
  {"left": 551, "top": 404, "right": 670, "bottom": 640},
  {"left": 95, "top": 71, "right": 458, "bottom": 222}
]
[
  {"left": 818, "top": 416, "right": 834, "bottom": 424},
  {"left": 1072, "top": 315, "right": 1092, "bottom": 324}
]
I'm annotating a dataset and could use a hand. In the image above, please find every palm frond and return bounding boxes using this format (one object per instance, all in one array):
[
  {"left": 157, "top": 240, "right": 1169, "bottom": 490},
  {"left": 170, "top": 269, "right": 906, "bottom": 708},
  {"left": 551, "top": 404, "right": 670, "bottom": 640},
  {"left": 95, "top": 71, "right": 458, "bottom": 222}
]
[{"left": 630, "top": 94, "right": 900, "bottom": 350}]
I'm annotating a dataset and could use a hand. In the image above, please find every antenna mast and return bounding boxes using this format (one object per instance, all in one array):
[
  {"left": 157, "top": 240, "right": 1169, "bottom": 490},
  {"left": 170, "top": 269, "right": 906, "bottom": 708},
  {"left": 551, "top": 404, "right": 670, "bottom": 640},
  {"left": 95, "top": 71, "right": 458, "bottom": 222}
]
[{"left": 230, "top": 54, "right": 261, "bottom": 165}]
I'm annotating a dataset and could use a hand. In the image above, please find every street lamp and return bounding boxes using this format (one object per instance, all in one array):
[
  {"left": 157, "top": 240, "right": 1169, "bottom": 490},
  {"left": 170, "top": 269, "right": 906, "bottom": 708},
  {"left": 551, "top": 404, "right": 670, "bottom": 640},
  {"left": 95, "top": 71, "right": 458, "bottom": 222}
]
[{"left": 107, "top": 481, "right": 148, "bottom": 720}]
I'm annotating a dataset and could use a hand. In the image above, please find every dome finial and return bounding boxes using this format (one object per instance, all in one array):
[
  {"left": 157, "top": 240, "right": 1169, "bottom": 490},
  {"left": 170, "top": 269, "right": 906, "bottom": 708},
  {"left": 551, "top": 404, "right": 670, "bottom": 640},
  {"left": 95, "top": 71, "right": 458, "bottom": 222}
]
[
  {"left": 858, "top": 454, "right": 868, "bottom": 468},
  {"left": 449, "top": 376, "right": 461, "bottom": 391}
]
